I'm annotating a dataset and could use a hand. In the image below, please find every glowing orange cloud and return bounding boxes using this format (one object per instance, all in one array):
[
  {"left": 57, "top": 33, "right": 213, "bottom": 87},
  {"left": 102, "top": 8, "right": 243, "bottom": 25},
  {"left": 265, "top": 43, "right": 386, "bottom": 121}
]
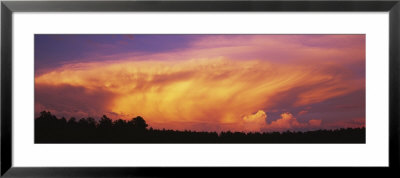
[
  {"left": 243, "top": 110, "right": 268, "bottom": 132},
  {"left": 35, "top": 35, "right": 365, "bottom": 132},
  {"left": 35, "top": 58, "right": 362, "bottom": 131}
]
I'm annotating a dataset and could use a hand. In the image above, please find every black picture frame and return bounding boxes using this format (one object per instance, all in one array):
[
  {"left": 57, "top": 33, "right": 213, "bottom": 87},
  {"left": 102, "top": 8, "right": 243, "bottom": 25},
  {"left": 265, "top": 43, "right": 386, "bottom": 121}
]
[{"left": 1, "top": 0, "right": 399, "bottom": 177}]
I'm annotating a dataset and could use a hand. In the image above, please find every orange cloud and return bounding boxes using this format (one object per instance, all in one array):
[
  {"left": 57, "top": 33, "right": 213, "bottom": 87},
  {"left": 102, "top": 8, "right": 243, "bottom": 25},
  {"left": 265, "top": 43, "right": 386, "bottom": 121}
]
[
  {"left": 308, "top": 119, "right": 323, "bottom": 127},
  {"left": 298, "top": 110, "right": 309, "bottom": 116},
  {"left": 267, "top": 112, "right": 305, "bottom": 131},
  {"left": 35, "top": 57, "right": 360, "bottom": 131},
  {"left": 243, "top": 110, "right": 267, "bottom": 132},
  {"left": 261, "top": 112, "right": 322, "bottom": 132}
]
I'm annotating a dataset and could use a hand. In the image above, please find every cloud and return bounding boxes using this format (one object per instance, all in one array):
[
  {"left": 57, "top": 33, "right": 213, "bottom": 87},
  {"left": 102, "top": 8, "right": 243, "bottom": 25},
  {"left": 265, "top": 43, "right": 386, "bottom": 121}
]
[
  {"left": 262, "top": 112, "right": 322, "bottom": 132},
  {"left": 189, "top": 35, "right": 365, "bottom": 65},
  {"left": 35, "top": 84, "right": 116, "bottom": 120},
  {"left": 324, "top": 118, "right": 365, "bottom": 129},
  {"left": 268, "top": 112, "right": 305, "bottom": 131},
  {"left": 298, "top": 110, "right": 308, "bottom": 116},
  {"left": 308, "top": 119, "right": 322, "bottom": 127},
  {"left": 35, "top": 57, "right": 361, "bottom": 131},
  {"left": 241, "top": 110, "right": 323, "bottom": 132},
  {"left": 243, "top": 110, "right": 267, "bottom": 132}
]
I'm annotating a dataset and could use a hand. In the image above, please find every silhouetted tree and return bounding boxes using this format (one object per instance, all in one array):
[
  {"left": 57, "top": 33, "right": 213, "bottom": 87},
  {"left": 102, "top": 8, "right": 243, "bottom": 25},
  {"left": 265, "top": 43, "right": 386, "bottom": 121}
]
[
  {"left": 113, "top": 119, "right": 127, "bottom": 129},
  {"left": 128, "top": 116, "right": 148, "bottom": 131},
  {"left": 60, "top": 117, "right": 67, "bottom": 125},
  {"left": 98, "top": 115, "right": 112, "bottom": 129},
  {"left": 34, "top": 110, "right": 366, "bottom": 143},
  {"left": 68, "top": 117, "right": 77, "bottom": 124},
  {"left": 38, "top": 111, "right": 54, "bottom": 120},
  {"left": 86, "top": 117, "right": 96, "bottom": 128},
  {"left": 78, "top": 118, "right": 89, "bottom": 127}
]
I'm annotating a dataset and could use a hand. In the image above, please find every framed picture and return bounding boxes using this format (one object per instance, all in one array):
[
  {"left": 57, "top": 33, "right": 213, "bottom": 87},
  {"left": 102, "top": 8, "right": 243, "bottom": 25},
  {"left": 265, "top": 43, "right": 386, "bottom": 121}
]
[{"left": 1, "top": 0, "right": 399, "bottom": 176}]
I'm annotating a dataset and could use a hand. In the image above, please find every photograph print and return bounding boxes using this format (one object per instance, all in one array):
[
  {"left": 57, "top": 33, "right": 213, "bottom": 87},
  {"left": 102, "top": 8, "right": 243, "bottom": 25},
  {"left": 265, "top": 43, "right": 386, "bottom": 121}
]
[{"left": 34, "top": 34, "right": 366, "bottom": 143}]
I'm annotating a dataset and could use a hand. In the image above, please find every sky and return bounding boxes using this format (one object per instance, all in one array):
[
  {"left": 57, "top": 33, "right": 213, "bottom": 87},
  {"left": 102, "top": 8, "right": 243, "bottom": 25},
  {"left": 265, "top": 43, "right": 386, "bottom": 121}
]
[{"left": 34, "top": 34, "right": 365, "bottom": 132}]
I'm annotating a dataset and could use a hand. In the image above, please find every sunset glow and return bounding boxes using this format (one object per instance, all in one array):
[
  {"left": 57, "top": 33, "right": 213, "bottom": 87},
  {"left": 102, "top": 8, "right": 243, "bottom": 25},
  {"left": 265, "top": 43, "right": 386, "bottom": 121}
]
[{"left": 35, "top": 35, "right": 365, "bottom": 132}]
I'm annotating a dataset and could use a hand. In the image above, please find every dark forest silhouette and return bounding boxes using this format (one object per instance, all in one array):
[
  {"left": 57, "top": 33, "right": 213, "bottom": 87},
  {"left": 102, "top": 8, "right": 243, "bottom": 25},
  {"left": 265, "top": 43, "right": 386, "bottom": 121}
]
[{"left": 35, "top": 111, "right": 365, "bottom": 143}]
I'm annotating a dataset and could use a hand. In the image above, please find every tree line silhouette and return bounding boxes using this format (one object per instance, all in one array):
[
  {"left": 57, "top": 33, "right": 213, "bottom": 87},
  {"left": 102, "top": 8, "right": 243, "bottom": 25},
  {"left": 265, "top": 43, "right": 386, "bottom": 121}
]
[{"left": 35, "top": 111, "right": 365, "bottom": 143}]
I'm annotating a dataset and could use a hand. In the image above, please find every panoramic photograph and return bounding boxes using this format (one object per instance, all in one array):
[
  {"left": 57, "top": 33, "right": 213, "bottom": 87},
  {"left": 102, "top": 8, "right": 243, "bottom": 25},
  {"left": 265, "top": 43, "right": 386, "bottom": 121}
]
[{"left": 34, "top": 34, "right": 365, "bottom": 143}]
